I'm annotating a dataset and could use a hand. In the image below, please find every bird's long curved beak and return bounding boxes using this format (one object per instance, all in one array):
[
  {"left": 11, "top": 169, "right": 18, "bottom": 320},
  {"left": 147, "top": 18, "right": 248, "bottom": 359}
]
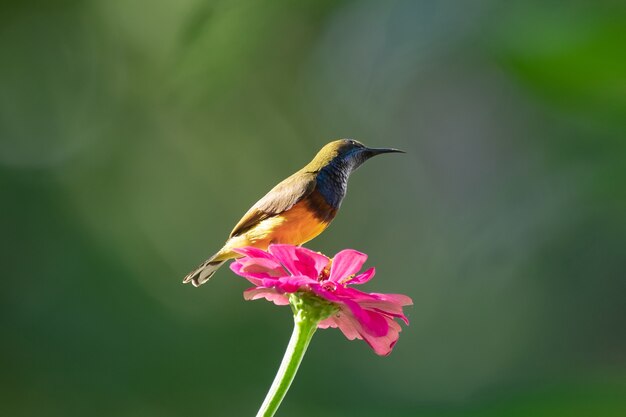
[{"left": 365, "top": 147, "right": 406, "bottom": 156}]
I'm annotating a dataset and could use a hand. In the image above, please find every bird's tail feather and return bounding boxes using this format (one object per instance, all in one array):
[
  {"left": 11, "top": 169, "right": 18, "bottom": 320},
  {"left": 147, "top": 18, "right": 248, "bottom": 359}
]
[{"left": 183, "top": 256, "right": 226, "bottom": 287}]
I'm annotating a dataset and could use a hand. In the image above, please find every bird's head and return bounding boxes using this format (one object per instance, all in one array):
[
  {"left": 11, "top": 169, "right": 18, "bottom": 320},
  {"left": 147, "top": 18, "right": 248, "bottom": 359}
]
[{"left": 306, "top": 139, "right": 404, "bottom": 173}]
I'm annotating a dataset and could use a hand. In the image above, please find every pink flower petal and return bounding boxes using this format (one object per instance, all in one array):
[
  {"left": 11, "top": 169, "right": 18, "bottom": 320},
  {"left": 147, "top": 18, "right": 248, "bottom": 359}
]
[
  {"left": 275, "top": 275, "right": 317, "bottom": 293},
  {"left": 329, "top": 249, "right": 368, "bottom": 282},
  {"left": 327, "top": 286, "right": 378, "bottom": 303},
  {"left": 313, "top": 285, "right": 389, "bottom": 338},
  {"left": 350, "top": 267, "right": 376, "bottom": 285},
  {"left": 268, "top": 244, "right": 329, "bottom": 278},
  {"left": 319, "top": 312, "right": 362, "bottom": 341},
  {"left": 336, "top": 287, "right": 412, "bottom": 306},
  {"left": 243, "top": 287, "right": 290, "bottom": 305},
  {"left": 233, "top": 247, "right": 277, "bottom": 260},
  {"left": 230, "top": 257, "right": 285, "bottom": 283},
  {"left": 342, "top": 300, "right": 389, "bottom": 337},
  {"left": 338, "top": 288, "right": 412, "bottom": 324},
  {"left": 371, "top": 292, "right": 413, "bottom": 307},
  {"left": 360, "top": 318, "right": 402, "bottom": 356},
  {"left": 322, "top": 310, "right": 402, "bottom": 356},
  {"left": 230, "top": 262, "right": 262, "bottom": 285}
]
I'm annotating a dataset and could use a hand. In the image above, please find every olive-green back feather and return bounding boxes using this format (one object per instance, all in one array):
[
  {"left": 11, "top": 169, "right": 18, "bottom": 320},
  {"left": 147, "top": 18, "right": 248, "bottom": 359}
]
[{"left": 229, "top": 170, "right": 317, "bottom": 238}]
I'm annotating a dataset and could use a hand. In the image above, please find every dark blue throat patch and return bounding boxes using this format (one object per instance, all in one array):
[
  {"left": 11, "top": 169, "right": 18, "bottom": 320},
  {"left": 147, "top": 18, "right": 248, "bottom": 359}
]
[{"left": 315, "top": 157, "right": 350, "bottom": 208}]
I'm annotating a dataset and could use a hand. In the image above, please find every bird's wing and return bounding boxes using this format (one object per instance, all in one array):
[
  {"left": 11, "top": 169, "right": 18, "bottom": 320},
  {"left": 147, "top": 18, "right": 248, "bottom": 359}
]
[{"left": 229, "top": 171, "right": 317, "bottom": 238}]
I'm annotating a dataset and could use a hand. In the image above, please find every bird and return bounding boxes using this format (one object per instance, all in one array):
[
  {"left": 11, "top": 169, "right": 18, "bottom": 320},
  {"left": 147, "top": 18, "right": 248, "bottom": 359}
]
[{"left": 183, "top": 138, "right": 404, "bottom": 287}]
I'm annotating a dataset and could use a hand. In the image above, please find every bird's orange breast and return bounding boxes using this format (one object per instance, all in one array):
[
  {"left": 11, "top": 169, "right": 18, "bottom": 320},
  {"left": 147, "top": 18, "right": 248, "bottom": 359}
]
[
  {"left": 269, "top": 200, "right": 330, "bottom": 245},
  {"left": 220, "top": 191, "right": 337, "bottom": 257}
]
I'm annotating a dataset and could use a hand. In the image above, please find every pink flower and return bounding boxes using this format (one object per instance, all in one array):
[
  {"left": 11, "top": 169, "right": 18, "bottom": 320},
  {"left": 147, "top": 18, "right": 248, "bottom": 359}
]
[{"left": 230, "top": 245, "right": 412, "bottom": 356}]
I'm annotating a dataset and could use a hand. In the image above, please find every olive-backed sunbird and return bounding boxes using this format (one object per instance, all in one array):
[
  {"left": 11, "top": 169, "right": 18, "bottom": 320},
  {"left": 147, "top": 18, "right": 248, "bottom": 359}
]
[{"left": 183, "top": 138, "right": 404, "bottom": 287}]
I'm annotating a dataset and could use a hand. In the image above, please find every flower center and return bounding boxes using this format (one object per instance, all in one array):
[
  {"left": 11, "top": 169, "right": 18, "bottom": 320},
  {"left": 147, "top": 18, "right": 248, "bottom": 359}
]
[{"left": 318, "top": 261, "right": 332, "bottom": 282}]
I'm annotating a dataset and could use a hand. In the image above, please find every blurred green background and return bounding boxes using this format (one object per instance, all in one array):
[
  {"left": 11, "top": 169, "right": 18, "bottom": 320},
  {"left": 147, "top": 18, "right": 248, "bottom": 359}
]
[{"left": 2, "top": 1, "right": 625, "bottom": 416}]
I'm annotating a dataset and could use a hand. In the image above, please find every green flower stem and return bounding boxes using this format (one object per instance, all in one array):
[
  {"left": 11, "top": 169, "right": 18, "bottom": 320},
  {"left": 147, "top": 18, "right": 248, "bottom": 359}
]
[
  {"left": 255, "top": 312, "right": 317, "bottom": 417},
  {"left": 256, "top": 294, "right": 337, "bottom": 417}
]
